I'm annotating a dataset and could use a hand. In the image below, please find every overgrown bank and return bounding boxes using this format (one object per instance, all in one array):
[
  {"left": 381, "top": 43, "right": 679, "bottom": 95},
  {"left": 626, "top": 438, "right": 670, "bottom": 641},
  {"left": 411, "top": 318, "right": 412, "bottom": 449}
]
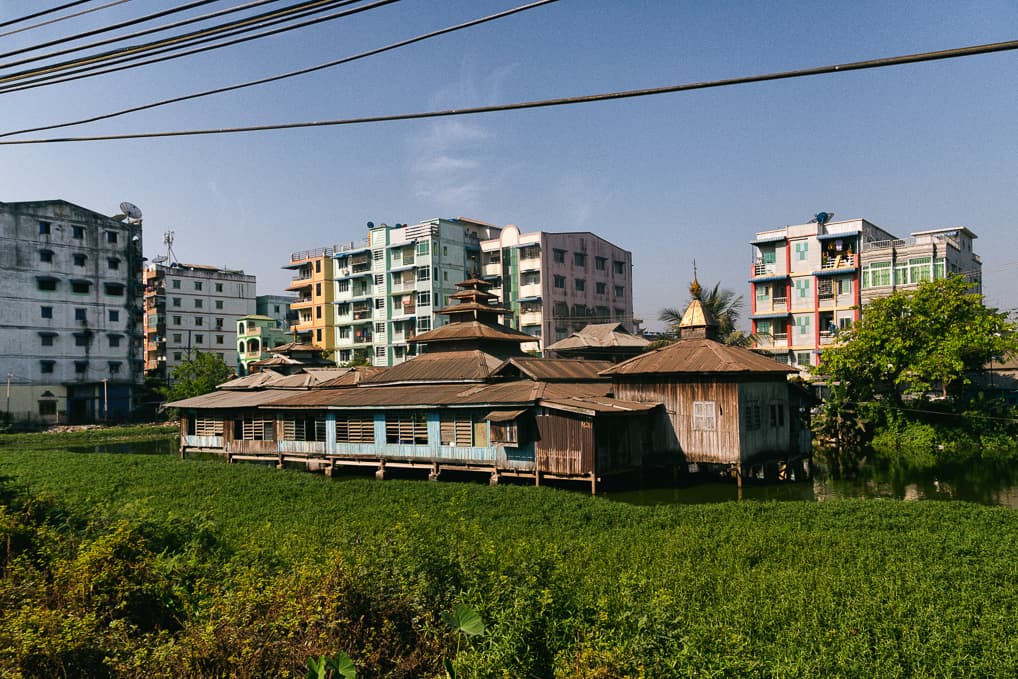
[{"left": 3, "top": 441, "right": 1018, "bottom": 677}]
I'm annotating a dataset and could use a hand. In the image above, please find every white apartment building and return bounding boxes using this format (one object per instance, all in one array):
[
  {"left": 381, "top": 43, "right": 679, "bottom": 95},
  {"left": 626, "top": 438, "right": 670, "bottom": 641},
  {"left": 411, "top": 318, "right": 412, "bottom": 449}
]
[
  {"left": 0, "top": 200, "right": 144, "bottom": 424},
  {"left": 859, "top": 227, "right": 981, "bottom": 305},
  {"left": 144, "top": 263, "right": 256, "bottom": 381},
  {"left": 481, "top": 226, "right": 635, "bottom": 353},
  {"left": 332, "top": 218, "right": 501, "bottom": 367}
]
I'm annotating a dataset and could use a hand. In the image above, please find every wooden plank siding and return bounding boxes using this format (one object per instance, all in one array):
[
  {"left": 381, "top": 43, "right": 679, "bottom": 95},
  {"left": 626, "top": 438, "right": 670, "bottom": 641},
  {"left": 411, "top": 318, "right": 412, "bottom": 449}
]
[{"left": 535, "top": 410, "right": 595, "bottom": 475}]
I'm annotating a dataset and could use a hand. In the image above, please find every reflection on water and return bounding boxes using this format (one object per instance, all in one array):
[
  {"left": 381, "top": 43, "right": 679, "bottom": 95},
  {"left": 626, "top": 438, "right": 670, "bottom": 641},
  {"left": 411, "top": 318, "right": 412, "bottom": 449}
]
[{"left": 607, "top": 463, "right": 1018, "bottom": 508}]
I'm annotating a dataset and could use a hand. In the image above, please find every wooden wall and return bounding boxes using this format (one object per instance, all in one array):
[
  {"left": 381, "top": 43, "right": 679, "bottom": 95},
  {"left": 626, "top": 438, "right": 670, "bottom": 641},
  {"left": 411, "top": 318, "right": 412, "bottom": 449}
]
[{"left": 535, "top": 410, "right": 594, "bottom": 475}]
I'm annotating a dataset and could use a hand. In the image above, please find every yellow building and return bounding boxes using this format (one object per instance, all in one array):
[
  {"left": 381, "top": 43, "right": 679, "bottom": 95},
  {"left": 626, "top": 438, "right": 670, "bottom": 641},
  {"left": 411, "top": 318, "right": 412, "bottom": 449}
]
[{"left": 284, "top": 248, "right": 335, "bottom": 351}]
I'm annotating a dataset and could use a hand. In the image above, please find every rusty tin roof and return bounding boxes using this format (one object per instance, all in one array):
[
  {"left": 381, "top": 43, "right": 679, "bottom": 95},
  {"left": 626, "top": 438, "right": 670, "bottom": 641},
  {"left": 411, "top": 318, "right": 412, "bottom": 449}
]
[{"left": 600, "top": 338, "right": 797, "bottom": 377}]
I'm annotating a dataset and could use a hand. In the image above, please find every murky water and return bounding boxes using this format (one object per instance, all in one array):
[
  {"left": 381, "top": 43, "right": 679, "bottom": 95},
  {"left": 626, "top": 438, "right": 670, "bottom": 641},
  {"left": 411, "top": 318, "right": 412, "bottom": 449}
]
[
  {"left": 607, "top": 463, "right": 1018, "bottom": 508},
  {"left": 66, "top": 438, "right": 179, "bottom": 456}
]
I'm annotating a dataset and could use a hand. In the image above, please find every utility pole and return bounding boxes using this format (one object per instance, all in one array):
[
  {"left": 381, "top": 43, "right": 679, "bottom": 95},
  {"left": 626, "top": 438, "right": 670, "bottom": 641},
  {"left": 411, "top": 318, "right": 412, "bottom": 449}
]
[
  {"left": 102, "top": 378, "right": 108, "bottom": 423},
  {"left": 5, "top": 371, "right": 11, "bottom": 419}
]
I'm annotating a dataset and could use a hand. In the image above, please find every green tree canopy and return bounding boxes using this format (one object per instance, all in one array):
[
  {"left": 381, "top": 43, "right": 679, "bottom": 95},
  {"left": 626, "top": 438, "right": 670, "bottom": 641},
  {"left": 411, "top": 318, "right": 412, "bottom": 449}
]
[
  {"left": 162, "top": 352, "right": 235, "bottom": 403},
  {"left": 819, "top": 276, "right": 1018, "bottom": 404},
  {"left": 658, "top": 281, "right": 749, "bottom": 346}
]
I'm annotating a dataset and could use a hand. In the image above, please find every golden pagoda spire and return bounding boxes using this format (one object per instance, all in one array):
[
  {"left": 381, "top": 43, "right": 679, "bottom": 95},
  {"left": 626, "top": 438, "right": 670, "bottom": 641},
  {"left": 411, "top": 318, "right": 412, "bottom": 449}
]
[{"left": 689, "top": 260, "right": 703, "bottom": 300}]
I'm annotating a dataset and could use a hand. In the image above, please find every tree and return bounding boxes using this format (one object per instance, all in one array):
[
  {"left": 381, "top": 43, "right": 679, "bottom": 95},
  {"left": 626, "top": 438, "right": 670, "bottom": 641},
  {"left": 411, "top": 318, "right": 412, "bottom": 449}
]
[
  {"left": 658, "top": 281, "right": 750, "bottom": 346},
  {"left": 820, "top": 276, "right": 1018, "bottom": 404},
  {"left": 816, "top": 276, "right": 1018, "bottom": 469},
  {"left": 161, "top": 352, "right": 235, "bottom": 403}
]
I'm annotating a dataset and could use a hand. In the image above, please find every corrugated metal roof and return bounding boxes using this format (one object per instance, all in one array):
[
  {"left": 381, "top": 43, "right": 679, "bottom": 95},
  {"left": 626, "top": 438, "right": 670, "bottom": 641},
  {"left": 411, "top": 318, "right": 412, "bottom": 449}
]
[
  {"left": 410, "top": 320, "right": 535, "bottom": 344},
  {"left": 218, "top": 370, "right": 284, "bottom": 389},
  {"left": 600, "top": 338, "right": 797, "bottom": 376},
  {"left": 362, "top": 349, "right": 510, "bottom": 384},
  {"left": 495, "top": 357, "right": 613, "bottom": 381},
  {"left": 484, "top": 409, "right": 528, "bottom": 422},
  {"left": 544, "top": 323, "right": 650, "bottom": 351},
  {"left": 166, "top": 389, "right": 298, "bottom": 410},
  {"left": 539, "top": 396, "right": 660, "bottom": 416}
]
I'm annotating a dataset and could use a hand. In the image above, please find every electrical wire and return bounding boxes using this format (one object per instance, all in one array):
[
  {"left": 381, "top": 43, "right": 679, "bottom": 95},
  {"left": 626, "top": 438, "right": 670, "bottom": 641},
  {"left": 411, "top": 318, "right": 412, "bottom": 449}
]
[
  {"left": 0, "top": 0, "right": 561, "bottom": 138},
  {"left": 0, "top": 0, "right": 97, "bottom": 30},
  {"left": 2, "top": 37, "right": 1015, "bottom": 145},
  {"left": 0, "top": 0, "right": 397, "bottom": 93},
  {"left": 0, "top": 0, "right": 135, "bottom": 39}
]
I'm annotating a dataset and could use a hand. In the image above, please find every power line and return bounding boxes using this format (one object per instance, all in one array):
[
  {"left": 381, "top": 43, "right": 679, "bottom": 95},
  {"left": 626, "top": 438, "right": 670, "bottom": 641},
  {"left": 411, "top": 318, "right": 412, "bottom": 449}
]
[
  {"left": 0, "top": 1, "right": 135, "bottom": 39},
  {"left": 3, "top": 37, "right": 1015, "bottom": 145},
  {"left": 0, "top": 0, "right": 391, "bottom": 89},
  {"left": 0, "top": 0, "right": 98, "bottom": 30},
  {"left": 0, "top": 0, "right": 561, "bottom": 138}
]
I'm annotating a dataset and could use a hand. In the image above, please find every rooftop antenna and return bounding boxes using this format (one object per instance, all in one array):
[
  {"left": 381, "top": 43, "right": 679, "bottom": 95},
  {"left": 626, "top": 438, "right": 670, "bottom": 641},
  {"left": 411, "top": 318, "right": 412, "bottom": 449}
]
[
  {"left": 163, "top": 230, "right": 178, "bottom": 265},
  {"left": 120, "top": 201, "right": 143, "bottom": 224}
]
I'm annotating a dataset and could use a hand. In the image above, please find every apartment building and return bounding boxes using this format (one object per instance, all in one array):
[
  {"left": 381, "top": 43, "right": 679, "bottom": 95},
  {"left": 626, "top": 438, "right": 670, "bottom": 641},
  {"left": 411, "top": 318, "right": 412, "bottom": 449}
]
[
  {"left": 0, "top": 200, "right": 144, "bottom": 424},
  {"left": 481, "top": 226, "right": 634, "bottom": 353},
  {"left": 236, "top": 314, "right": 291, "bottom": 374},
  {"left": 256, "top": 294, "right": 297, "bottom": 332},
  {"left": 749, "top": 217, "right": 982, "bottom": 370},
  {"left": 859, "top": 227, "right": 981, "bottom": 305},
  {"left": 283, "top": 248, "right": 335, "bottom": 349},
  {"left": 143, "top": 263, "right": 255, "bottom": 381}
]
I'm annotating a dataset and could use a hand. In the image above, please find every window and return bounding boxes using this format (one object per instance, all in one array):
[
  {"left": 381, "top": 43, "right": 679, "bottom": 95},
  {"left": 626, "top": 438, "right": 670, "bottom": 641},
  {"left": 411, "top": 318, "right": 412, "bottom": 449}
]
[
  {"left": 933, "top": 258, "right": 946, "bottom": 279},
  {"left": 108, "top": 258, "right": 120, "bottom": 270},
  {"left": 189, "top": 416, "right": 224, "bottom": 437},
  {"left": 385, "top": 412, "right": 428, "bottom": 444},
  {"left": 337, "top": 280, "right": 350, "bottom": 293},
  {"left": 38, "top": 278, "right": 57, "bottom": 292},
  {"left": 417, "top": 317, "right": 431, "bottom": 333},
  {"left": 108, "top": 335, "right": 121, "bottom": 348},
  {"left": 553, "top": 249, "right": 566, "bottom": 263},
  {"left": 554, "top": 275, "right": 566, "bottom": 289},
  {"left": 281, "top": 415, "right": 326, "bottom": 442},
  {"left": 215, "top": 282, "right": 223, "bottom": 292},
  {"left": 761, "top": 249, "right": 777, "bottom": 265},
  {"left": 40, "top": 334, "right": 55, "bottom": 347},
  {"left": 336, "top": 415, "right": 375, "bottom": 443},
  {"left": 416, "top": 267, "right": 430, "bottom": 281},
  {"left": 215, "top": 318, "right": 224, "bottom": 329},
  {"left": 234, "top": 416, "right": 274, "bottom": 441},
  {"left": 173, "top": 352, "right": 182, "bottom": 361},
  {"left": 442, "top": 246, "right": 448, "bottom": 256},
  {"left": 769, "top": 403, "right": 785, "bottom": 428},
  {"left": 596, "top": 282, "right": 607, "bottom": 295},
  {"left": 71, "top": 281, "right": 90, "bottom": 294},
  {"left": 375, "top": 322, "right": 385, "bottom": 334},
  {"left": 862, "top": 261, "right": 892, "bottom": 288},
  {"left": 39, "top": 401, "right": 57, "bottom": 416},
  {"left": 195, "top": 317, "right": 203, "bottom": 326},
  {"left": 416, "top": 240, "right": 430, "bottom": 256},
  {"left": 756, "top": 285, "right": 771, "bottom": 301},
  {"left": 795, "top": 278, "right": 810, "bottom": 299},
  {"left": 108, "top": 361, "right": 121, "bottom": 374},
  {"left": 374, "top": 346, "right": 386, "bottom": 358},
  {"left": 595, "top": 256, "right": 607, "bottom": 270},
  {"left": 692, "top": 401, "right": 716, "bottom": 431},
  {"left": 74, "top": 360, "right": 88, "bottom": 374},
  {"left": 215, "top": 335, "right": 223, "bottom": 345},
  {"left": 795, "top": 351, "right": 812, "bottom": 367},
  {"left": 73, "top": 254, "right": 87, "bottom": 266},
  {"left": 106, "top": 231, "right": 118, "bottom": 244},
  {"left": 908, "top": 256, "right": 932, "bottom": 284},
  {"left": 316, "top": 329, "right": 322, "bottom": 342},
  {"left": 39, "top": 221, "right": 51, "bottom": 235},
  {"left": 173, "top": 333, "right": 182, "bottom": 343},
  {"left": 40, "top": 360, "right": 55, "bottom": 374},
  {"left": 440, "top": 413, "right": 485, "bottom": 446},
  {"left": 375, "top": 298, "right": 385, "bottom": 309},
  {"left": 194, "top": 281, "right": 202, "bottom": 291},
  {"left": 72, "top": 225, "right": 84, "bottom": 239},
  {"left": 573, "top": 252, "right": 586, "bottom": 266},
  {"left": 837, "top": 278, "right": 852, "bottom": 295},
  {"left": 796, "top": 315, "right": 811, "bottom": 336},
  {"left": 195, "top": 334, "right": 204, "bottom": 344},
  {"left": 215, "top": 300, "right": 223, "bottom": 310},
  {"left": 171, "top": 279, "right": 181, "bottom": 289},
  {"left": 172, "top": 315, "right": 181, "bottom": 325},
  {"left": 75, "top": 308, "right": 86, "bottom": 321},
  {"left": 613, "top": 260, "right": 625, "bottom": 274},
  {"left": 614, "top": 285, "right": 625, "bottom": 297},
  {"left": 316, "top": 282, "right": 322, "bottom": 296},
  {"left": 490, "top": 420, "right": 518, "bottom": 444},
  {"left": 41, "top": 306, "right": 53, "bottom": 319},
  {"left": 373, "top": 274, "right": 384, "bottom": 286},
  {"left": 372, "top": 248, "right": 384, "bottom": 261},
  {"left": 194, "top": 298, "right": 203, "bottom": 308},
  {"left": 575, "top": 279, "right": 585, "bottom": 292},
  {"left": 839, "top": 317, "right": 853, "bottom": 332},
  {"left": 105, "top": 309, "right": 117, "bottom": 322},
  {"left": 315, "top": 305, "right": 322, "bottom": 319},
  {"left": 315, "top": 259, "right": 322, "bottom": 273},
  {"left": 39, "top": 249, "right": 54, "bottom": 263},
  {"left": 418, "top": 291, "right": 431, "bottom": 306},
  {"left": 794, "top": 241, "right": 809, "bottom": 261},
  {"left": 743, "top": 403, "right": 761, "bottom": 430},
  {"left": 104, "top": 283, "right": 124, "bottom": 296}
]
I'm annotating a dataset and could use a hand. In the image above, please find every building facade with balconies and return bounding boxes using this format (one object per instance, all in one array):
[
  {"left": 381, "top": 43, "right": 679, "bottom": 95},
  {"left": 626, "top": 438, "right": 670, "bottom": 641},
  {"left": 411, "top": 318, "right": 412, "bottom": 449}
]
[
  {"left": 480, "top": 227, "right": 634, "bottom": 354},
  {"left": 143, "top": 263, "right": 255, "bottom": 381},
  {"left": 283, "top": 248, "right": 335, "bottom": 350},
  {"left": 236, "top": 314, "right": 291, "bottom": 373},
  {"left": 750, "top": 218, "right": 982, "bottom": 371},
  {"left": 0, "top": 200, "right": 144, "bottom": 424},
  {"left": 749, "top": 218, "right": 896, "bottom": 370}
]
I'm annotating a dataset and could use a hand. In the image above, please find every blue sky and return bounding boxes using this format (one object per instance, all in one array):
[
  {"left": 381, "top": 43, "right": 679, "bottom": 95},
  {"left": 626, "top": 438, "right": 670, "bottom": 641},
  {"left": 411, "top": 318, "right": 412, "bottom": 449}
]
[{"left": 2, "top": 0, "right": 1016, "bottom": 329}]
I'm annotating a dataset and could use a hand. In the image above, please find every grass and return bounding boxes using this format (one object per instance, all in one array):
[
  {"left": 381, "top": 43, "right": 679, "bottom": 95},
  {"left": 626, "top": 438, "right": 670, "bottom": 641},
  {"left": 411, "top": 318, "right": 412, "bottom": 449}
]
[{"left": 2, "top": 432, "right": 1018, "bottom": 676}]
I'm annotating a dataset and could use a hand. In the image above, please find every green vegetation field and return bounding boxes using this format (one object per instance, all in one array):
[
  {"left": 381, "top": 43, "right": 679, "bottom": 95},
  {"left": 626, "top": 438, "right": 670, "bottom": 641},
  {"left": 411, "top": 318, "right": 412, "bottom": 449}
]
[{"left": 2, "top": 430, "right": 1018, "bottom": 677}]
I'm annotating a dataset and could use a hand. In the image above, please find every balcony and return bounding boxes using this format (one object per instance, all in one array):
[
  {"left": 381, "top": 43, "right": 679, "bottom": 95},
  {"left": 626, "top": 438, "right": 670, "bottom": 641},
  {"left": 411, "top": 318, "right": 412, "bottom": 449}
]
[
  {"left": 754, "top": 332, "right": 788, "bottom": 349},
  {"left": 818, "top": 254, "right": 858, "bottom": 271},
  {"left": 291, "top": 298, "right": 314, "bottom": 310},
  {"left": 751, "top": 262, "right": 784, "bottom": 278},
  {"left": 240, "top": 325, "right": 264, "bottom": 336}
]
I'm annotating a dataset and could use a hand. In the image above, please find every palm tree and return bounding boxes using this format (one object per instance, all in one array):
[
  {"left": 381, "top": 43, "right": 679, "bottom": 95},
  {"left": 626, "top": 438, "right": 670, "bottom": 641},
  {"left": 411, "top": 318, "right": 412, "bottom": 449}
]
[{"left": 658, "top": 280, "right": 751, "bottom": 347}]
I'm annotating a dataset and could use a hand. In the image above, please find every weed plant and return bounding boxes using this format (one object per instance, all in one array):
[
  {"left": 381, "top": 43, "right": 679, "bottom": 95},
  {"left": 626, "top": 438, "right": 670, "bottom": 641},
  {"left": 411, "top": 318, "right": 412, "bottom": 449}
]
[{"left": 2, "top": 435, "right": 1018, "bottom": 677}]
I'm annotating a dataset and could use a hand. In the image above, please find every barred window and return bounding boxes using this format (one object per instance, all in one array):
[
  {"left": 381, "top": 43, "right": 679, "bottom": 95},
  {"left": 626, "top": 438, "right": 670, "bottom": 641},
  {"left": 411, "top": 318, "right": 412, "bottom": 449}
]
[
  {"left": 385, "top": 412, "right": 428, "bottom": 444},
  {"left": 235, "top": 416, "right": 274, "bottom": 441},
  {"left": 189, "top": 416, "right": 224, "bottom": 437},
  {"left": 692, "top": 401, "right": 716, "bottom": 432},
  {"left": 281, "top": 415, "right": 326, "bottom": 441},
  {"left": 335, "top": 415, "right": 375, "bottom": 443},
  {"left": 743, "top": 403, "right": 761, "bottom": 430},
  {"left": 490, "top": 422, "right": 517, "bottom": 444}
]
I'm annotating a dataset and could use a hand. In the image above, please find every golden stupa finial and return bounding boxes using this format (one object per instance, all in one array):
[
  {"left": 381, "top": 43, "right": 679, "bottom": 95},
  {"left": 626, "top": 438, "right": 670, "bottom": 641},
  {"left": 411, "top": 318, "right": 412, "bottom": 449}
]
[{"left": 689, "top": 260, "right": 702, "bottom": 300}]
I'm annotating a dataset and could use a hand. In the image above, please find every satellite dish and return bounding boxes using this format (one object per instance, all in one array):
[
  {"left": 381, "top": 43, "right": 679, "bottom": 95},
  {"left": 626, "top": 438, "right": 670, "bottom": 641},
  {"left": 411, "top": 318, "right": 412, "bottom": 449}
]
[
  {"left": 120, "top": 201, "right": 143, "bottom": 220},
  {"left": 811, "top": 211, "right": 834, "bottom": 226},
  {"left": 151, "top": 255, "right": 168, "bottom": 264}
]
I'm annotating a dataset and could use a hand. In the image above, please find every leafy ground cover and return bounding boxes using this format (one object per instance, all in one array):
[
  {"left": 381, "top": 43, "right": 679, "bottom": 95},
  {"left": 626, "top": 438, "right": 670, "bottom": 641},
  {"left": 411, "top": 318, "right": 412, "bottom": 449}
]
[{"left": 3, "top": 435, "right": 1018, "bottom": 677}]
